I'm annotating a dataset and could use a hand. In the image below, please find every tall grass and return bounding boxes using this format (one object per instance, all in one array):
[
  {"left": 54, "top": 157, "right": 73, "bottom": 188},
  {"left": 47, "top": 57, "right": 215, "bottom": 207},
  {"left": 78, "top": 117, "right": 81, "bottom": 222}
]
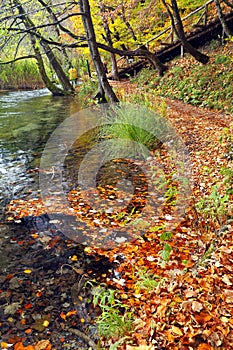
[
  {"left": 99, "top": 103, "right": 164, "bottom": 160},
  {"left": 0, "top": 59, "right": 44, "bottom": 90}
]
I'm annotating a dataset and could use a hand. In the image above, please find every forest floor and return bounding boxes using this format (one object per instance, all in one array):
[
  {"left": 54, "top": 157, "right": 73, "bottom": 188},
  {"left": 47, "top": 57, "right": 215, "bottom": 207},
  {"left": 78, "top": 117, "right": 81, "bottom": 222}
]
[
  {"left": 92, "top": 92, "right": 233, "bottom": 350},
  {"left": 1, "top": 89, "right": 233, "bottom": 350}
]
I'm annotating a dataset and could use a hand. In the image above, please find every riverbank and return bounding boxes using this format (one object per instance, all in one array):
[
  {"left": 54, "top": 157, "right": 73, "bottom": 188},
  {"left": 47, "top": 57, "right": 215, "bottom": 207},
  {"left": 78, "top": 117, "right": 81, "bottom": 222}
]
[
  {"left": 1, "top": 90, "right": 232, "bottom": 349},
  {"left": 0, "top": 60, "right": 44, "bottom": 91}
]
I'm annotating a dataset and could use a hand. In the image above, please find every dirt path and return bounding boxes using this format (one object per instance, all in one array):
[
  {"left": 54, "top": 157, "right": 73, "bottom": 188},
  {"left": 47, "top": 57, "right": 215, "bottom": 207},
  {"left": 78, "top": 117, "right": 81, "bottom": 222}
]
[{"left": 164, "top": 99, "right": 233, "bottom": 203}]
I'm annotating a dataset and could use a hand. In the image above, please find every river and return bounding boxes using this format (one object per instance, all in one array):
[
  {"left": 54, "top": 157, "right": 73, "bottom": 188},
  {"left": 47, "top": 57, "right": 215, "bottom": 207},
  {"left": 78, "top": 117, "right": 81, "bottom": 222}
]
[
  {"left": 0, "top": 89, "right": 104, "bottom": 348},
  {"left": 0, "top": 89, "right": 82, "bottom": 205},
  {"left": 0, "top": 89, "right": 81, "bottom": 265}
]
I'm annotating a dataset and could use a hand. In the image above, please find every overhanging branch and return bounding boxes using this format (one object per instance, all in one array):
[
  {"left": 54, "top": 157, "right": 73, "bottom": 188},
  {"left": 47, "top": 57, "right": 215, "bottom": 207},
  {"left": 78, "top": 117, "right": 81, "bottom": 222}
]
[{"left": 0, "top": 55, "right": 36, "bottom": 64}]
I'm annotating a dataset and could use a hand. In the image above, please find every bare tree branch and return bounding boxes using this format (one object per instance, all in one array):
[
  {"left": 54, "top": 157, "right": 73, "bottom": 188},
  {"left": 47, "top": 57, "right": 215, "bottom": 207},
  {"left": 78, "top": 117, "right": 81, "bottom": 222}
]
[{"left": 0, "top": 55, "right": 36, "bottom": 64}]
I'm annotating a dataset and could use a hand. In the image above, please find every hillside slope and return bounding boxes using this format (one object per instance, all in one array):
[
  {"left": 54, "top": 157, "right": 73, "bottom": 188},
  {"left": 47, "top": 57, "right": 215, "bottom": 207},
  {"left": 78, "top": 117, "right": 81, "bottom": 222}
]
[{"left": 132, "top": 39, "right": 233, "bottom": 114}]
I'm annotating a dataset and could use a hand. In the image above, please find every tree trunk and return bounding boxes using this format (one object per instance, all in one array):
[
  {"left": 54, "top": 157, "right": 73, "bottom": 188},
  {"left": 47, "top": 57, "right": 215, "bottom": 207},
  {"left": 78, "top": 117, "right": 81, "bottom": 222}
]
[
  {"left": 162, "top": 0, "right": 209, "bottom": 64},
  {"left": 15, "top": 0, "right": 65, "bottom": 96},
  {"left": 142, "top": 50, "right": 168, "bottom": 76},
  {"left": 41, "top": 42, "right": 75, "bottom": 93},
  {"left": 37, "top": 0, "right": 70, "bottom": 66},
  {"left": 100, "top": 3, "right": 119, "bottom": 81},
  {"left": 121, "top": 4, "right": 138, "bottom": 42},
  {"left": 214, "top": 0, "right": 232, "bottom": 38},
  {"left": 79, "top": 0, "right": 119, "bottom": 103}
]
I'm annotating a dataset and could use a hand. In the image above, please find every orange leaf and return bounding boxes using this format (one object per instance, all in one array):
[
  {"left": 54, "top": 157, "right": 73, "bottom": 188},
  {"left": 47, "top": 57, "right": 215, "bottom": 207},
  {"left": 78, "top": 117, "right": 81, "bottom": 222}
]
[
  {"left": 197, "top": 344, "right": 215, "bottom": 350},
  {"left": 35, "top": 340, "right": 51, "bottom": 350},
  {"left": 14, "top": 342, "right": 35, "bottom": 350},
  {"left": 60, "top": 312, "right": 66, "bottom": 320},
  {"left": 66, "top": 310, "right": 77, "bottom": 317}
]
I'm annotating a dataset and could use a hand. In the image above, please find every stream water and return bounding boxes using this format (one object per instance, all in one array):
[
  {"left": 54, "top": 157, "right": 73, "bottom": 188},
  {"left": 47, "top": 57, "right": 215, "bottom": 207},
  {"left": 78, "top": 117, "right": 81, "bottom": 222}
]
[
  {"left": 0, "top": 89, "right": 119, "bottom": 349},
  {"left": 0, "top": 89, "right": 81, "bottom": 266}
]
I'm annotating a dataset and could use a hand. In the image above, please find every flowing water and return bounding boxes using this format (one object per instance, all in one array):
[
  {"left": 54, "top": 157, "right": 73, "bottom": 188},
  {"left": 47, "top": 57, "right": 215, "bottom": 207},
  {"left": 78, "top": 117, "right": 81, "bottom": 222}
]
[{"left": 0, "top": 89, "right": 81, "bottom": 266}]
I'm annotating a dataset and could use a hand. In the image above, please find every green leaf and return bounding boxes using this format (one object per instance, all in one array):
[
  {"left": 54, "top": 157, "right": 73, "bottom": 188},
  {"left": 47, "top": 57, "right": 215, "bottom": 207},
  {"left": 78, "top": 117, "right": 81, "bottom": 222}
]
[
  {"left": 161, "top": 250, "right": 171, "bottom": 261},
  {"left": 160, "top": 231, "right": 173, "bottom": 241},
  {"left": 164, "top": 242, "right": 172, "bottom": 253}
]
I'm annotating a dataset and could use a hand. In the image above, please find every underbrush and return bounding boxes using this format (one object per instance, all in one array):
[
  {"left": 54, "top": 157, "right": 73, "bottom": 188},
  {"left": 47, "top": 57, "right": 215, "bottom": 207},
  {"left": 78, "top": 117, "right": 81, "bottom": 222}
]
[{"left": 132, "top": 39, "right": 233, "bottom": 114}]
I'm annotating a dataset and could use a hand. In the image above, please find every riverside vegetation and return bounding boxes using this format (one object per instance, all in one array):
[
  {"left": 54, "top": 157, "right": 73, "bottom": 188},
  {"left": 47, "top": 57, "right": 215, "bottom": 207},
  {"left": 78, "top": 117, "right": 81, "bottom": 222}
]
[
  {"left": 0, "top": 59, "right": 44, "bottom": 90},
  {"left": 1, "top": 36, "right": 233, "bottom": 349}
]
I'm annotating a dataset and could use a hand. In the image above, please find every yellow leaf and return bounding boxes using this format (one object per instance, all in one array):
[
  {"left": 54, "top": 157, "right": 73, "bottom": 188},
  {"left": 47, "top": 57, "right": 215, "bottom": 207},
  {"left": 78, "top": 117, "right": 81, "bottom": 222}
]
[
  {"left": 24, "top": 269, "right": 32, "bottom": 274},
  {"left": 84, "top": 247, "right": 92, "bottom": 253},
  {"left": 42, "top": 320, "right": 49, "bottom": 327},
  {"left": 70, "top": 255, "right": 78, "bottom": 261},
  {"left": 171, "top": 325, "right": 183, "bottom": 336}
]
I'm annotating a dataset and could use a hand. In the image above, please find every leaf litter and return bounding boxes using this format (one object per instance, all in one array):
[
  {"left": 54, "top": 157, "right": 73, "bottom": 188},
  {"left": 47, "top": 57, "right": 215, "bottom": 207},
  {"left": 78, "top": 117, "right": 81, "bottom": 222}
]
[{"left": 1, "top": 97, "right": 233, "bottom": 349}]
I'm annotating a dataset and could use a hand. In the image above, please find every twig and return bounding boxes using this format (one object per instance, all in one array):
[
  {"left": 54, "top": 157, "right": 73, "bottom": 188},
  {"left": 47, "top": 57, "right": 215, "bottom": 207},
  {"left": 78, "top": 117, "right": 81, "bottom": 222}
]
[{"left": 69, "top": 328, "right": 97, "bottom": 349}]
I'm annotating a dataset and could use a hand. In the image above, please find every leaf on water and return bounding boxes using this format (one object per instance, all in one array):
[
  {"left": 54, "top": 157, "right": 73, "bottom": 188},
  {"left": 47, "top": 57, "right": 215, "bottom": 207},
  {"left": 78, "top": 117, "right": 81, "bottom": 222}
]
[
  {"left": 34, "top": 340, "right": 51, "bottom": 350},
  {"left": 4, "top": 302, "right": 21, "bottom": 315}
]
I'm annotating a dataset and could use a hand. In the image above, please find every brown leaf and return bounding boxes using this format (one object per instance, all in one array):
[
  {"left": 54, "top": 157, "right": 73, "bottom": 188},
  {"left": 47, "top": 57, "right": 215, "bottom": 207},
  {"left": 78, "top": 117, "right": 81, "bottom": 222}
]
[
  {"left": 35, "top": 340, "right": 51, "bottom": 350},
  {"left": 224, "top": 289, "right": 233, "bottom": 303},
  {"left": 195, "top": 311, "right": 212, "bottom": 324},
  {"left": 192, "top": 301, "right": 203, "bottom": 312},
  {"left": 126, "top": 346, "right": 154, "bottom": 350}
]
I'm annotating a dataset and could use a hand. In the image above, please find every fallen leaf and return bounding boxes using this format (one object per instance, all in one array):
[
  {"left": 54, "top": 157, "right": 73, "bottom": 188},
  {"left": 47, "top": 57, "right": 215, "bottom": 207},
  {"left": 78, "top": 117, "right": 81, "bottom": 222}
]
[
  {"left": 170, "top": 325, "right": 183, "bottom": 336},
  {"left": 35, "top": 340, "right": 51, "bottom": 350},
  {"left": 14, "top": 342, "right": 34, "bottom": 350},
  {"left": 192, "top": 300, "right": 203, "bottom": 312},
  {"left": 42, "top": 320, "right": 49, "bottom": 327},
  {"left": 4, "top": 302, "right": 21, "bottom": 315},
  {"left": 1, "top": 342, "right": 12, "bottom": 349},
  {"left": 197, "top": 344, "right": 215, "bottom": 350},
  {"left": 222, "top": 275, "right": 232, "bottom": 286},
  {"left": 224, "top": 289, "right": 233, "bottom": 303},
  {"left": 126, "top": 346, "right": 154, "bottom": 350}
]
